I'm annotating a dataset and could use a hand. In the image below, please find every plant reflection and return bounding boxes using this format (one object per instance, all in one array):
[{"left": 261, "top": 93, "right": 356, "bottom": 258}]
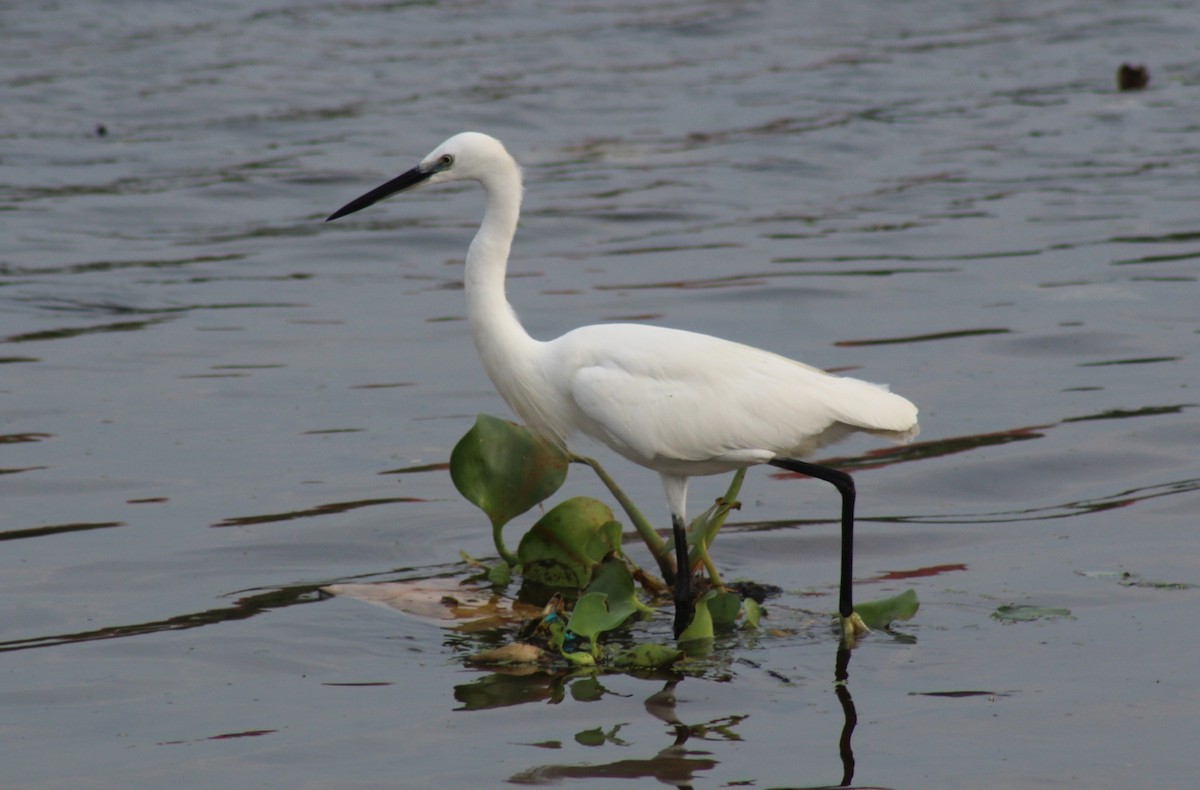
[
  {"left": 454, "top": 670, "right": 567, "bottom": 710},
  {"left": 458, "top": 644, "right": 863, "bottom": 788}
]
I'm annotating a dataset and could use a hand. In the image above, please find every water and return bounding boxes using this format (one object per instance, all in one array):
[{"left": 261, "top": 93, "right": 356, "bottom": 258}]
[{"left": 3, "top": 1, "right": 1199, "bottom": 787}]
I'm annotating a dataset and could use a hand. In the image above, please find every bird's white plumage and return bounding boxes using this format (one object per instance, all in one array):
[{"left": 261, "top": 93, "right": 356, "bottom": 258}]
[
  {"left": 548, "top": 323, "right": 916, "bottom": 477},
  {"left": 333, "top": 130, "right": 919, "bottom": 525}
]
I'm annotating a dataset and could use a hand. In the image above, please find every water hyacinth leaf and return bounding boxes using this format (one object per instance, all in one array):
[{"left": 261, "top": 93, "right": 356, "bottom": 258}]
[
  {"left": 586, "top": 556, "right": 653, "bottom": 616},
  {"left": 992, "top": 604, "right": 1073, "bottom": 623},
  {"left": 706, "top": 591, "right": 743, "bottom": 627},
  {"left": 566, "top": 590, "right": 640, "bottom": 645},
  {"left": 450, "top": 415, "right": 569, "bottom": 526},
  {"left": 677, "top": 591, "right": 717, "bottom": 643},
  {"left": 518, "top": 498, "right": 619, "bottom": 589},
  {"left": 742, "top": 597, "right": 762, "bottom": 628},
  {"left": 571, "top": 454, "right": 669, "bottom": 572},
  {"left": 853, "top": 589, "right": 920, "bottom": 629},
  {"left": 450, "top": 414, "right": 569, "bottom": 564},
  {"left": 486, "top": 562, "right": 513, "bottom": 587}
]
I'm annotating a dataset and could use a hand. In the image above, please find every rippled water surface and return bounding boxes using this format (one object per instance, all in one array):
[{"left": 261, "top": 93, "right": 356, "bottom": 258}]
[{"left": 4, "top": 2, "right": 1200, "bottom": 787}]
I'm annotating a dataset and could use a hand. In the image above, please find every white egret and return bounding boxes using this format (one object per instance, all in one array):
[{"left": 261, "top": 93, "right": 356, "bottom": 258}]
[{"left": 327, "top": 132, "right": 919, "bottom": 638}]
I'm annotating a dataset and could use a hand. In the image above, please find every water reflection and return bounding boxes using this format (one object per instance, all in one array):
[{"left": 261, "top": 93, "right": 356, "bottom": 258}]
[
  {"left": 854, "top": 412, "right": 1200, "bottom": 527},
  {"left": 212, "top": 496, "right": 426, "bottom": 527},
  {"left": 461, "top": 643, "right": 865, "bottom": 788},
  {"left": 0, "top": 584, "right": 323, "bottom": 654},
  {"left": 886, "top": 476, "right": 1200, "bottom": 527},
  {"left": 0, "top": 519, "right": 124, "bottom": 542},
  {"left": 509, "top": 735, "right": 718, "bottom": 786},
  {"left": 813, "top": 396, "right": 1197, "bottom": 474},
  {"left": 834, "top": 327, "right": 1010, "bottom": 347},
  {"left": 593, "top": 265, "right": 954, "bottom": 293},
  {"left": 834, "top": 646, "right": 858, "bottom": 788},
  {"left": 454, "top": 670, "right": 565, "bottom": 711},
  {"left": 1062, "top": 404, "right": 1194, "bottom": 422},
  {"left": 4, "top": 316, "right": 174, "bottom": 343},
  {"left": 1, "top": 298, "right": 304, "bottom": 344},
  {"left": 0, "top": 252, "right": 245, "bottom": 276},
  {"left": 773, "top": 423, "right": 1049, "bottom": 475}
]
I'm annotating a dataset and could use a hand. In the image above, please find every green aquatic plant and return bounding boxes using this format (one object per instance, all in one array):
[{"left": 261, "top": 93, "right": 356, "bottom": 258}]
[
  {"left": 450, "top": 413, "right": 916, "bottom": 660},
  {"left": 450, "top": 414, "right": 567, "bottom": 566}
]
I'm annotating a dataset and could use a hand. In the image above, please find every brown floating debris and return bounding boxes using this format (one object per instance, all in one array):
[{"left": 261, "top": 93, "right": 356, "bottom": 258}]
[{"left": 1117, "top": 63, "right": 1149, "bottom": 91}]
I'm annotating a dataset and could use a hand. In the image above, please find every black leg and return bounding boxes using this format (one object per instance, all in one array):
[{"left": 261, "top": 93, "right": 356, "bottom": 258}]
[
  {"left": 671, "top": 514, "right": 694, "bottom": 638},
  {"left": 767, "top": 458, "right": 857, "bottom": 618}
]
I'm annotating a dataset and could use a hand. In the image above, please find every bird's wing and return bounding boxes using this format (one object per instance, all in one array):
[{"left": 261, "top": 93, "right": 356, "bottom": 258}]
[{"left": 557, "top": 325, "right": 911, "bottom": 465}]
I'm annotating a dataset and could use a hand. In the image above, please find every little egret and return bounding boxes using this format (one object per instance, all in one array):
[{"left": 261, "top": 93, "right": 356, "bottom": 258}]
[{"left": 327, "top": 132, "right": 919, "bottom": 639}]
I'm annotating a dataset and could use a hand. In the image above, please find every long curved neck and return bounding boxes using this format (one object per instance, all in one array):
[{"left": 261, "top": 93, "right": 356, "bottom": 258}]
[
  {"left": 464, "top": 161, "right": 542, "bottom": 416},
  {"left": 464, "top": 165, "right": 524, "bottom": 336}
]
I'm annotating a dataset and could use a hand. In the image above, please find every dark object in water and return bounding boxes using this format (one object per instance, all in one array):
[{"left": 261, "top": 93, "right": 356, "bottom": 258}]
[{"left": 1117, "top": 63, "right": 1149, "bottom": 91}]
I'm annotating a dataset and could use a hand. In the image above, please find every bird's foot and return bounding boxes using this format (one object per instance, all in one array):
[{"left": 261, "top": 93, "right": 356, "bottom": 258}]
[{"left": 839, "top": 611, "right": 870, "bottom": 649}]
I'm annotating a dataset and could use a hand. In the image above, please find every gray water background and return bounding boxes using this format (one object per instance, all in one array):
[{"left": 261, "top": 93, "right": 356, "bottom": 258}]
[{"left": 3, "top": 1, "right": 1200, "bottom": 787}]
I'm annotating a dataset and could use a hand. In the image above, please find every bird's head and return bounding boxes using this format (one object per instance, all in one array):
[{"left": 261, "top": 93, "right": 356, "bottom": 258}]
[{"left": 326, "top": 132, "right": 518, "bottom": 222}]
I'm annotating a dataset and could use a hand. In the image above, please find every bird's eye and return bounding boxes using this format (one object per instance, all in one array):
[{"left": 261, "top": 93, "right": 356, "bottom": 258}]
[{"left": 438, "top": 154, "right": 454, "bottom": 168}]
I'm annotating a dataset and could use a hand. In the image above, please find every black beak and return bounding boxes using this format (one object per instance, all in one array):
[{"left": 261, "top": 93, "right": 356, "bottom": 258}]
[{"left": 325, "top": 165, "right": 433, "bottom": 222}]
